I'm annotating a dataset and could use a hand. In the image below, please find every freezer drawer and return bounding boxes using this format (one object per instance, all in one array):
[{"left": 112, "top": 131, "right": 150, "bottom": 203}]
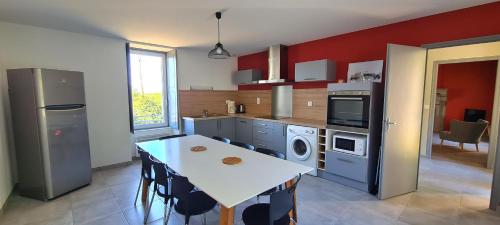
[
  {"left": 325, "top": 151, "right": 368, "bottom": 183},
  {"left": 38, "top": 106, "right": 91, "bottom": 199}
]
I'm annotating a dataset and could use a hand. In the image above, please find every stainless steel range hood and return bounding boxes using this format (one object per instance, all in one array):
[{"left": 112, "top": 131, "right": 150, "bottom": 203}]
[{"left": 258, "top": 45, "right": 288, "bottom": 83}]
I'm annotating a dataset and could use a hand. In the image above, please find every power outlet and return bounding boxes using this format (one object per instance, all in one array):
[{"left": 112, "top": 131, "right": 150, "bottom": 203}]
[
  {"left": 257, "top": 97, "right": 261, "bottom": 105},
  {"left": 307, "top": 101, "right": 313, "bottom": 107}
]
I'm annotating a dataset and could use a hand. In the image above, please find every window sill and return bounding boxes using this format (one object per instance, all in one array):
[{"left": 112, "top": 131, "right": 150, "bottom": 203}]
[{"left": 134, "top": 127, "right": 180, "bottom": 142}]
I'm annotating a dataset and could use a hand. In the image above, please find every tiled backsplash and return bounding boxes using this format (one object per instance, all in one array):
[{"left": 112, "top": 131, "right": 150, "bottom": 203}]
[
  {"left": 179, "top": 90, "right": 237, "bottom": 116},
  {"left": 236, "top": 90, "right": 272, "bottom": 116},
  {"left": 292, "top": 88, "right": 327, "bottom": 121},
  {"left": 178, "top": 88, "right": 327, "bottom": 121}
]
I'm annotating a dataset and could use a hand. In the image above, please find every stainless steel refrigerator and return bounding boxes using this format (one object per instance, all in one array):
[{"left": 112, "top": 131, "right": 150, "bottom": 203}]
[{"left": 7, "top": 68, "right": 91, "bottom": 201}]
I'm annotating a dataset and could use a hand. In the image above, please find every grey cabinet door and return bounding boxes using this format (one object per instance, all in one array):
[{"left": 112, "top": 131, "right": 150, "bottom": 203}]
[
  {"left": 219, "top": 118, "right": 235, "bottom": 140},
  {"left": 325, "top": 151, "right": 368, "bottom": 183},
  {"left": 235, "top": 118, "right": 253, "bottom": 144},
  {"left": 194, "top": 119, "right": 219, "bottom": 138},
  {"left": 272, "top": 123, "right": 287, "bottom": 155},
  {"left": 252, "top": 120, "right": 287, "bottom": 155}
]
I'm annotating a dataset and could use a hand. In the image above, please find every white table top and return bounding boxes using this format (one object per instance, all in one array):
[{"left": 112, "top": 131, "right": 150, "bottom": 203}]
[{"left": 136, "top": 135, "right": 312, "bottom": 208}]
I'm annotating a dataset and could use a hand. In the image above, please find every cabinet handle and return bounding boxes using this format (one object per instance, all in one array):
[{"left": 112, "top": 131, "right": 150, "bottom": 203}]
[
  {"left": 303, "top": 77, "right": 317, "bottom": 81},
  {"left": 239, "top": 120, "right": 247, "bottom": 123},
  {"left": 257, "top": 131, "right": 267, "bottom": 134},
  {"left": 258, "top": 123, "right": 267, "bottom": 126},
  {"left": 337, "top": 157, "right": 353, "bottom": 164},
  {"left": 257, "top": 143, "right": 267, "bottom": 147}
]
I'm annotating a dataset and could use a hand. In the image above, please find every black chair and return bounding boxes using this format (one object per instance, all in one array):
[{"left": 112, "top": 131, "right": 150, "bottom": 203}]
[
  {"left": 145, "top": 157, "right": 175, "bottom": 224},
  {"left": 242, "top": 175, "right": 302, "bottom": 225},
  {"left": 159, "top": 133, "right": 187, "bottom": 140},
  {"left": 255, "top": 148, "right": 286, "bottom": 201},
  {"left": 212, "top": 136, "right": 231, "bottom": 144},
  {"left": 169, "top": 173, "right": 217, "bottom": 225},
  {"left": 133, "top": 149, "right": 154, "bottom": 206},
  {"left": 255, "top": 148, "right": 285, "bottom": 160},
  {"left": 230, "top": 141, "right": 255, "bottom": 151}
]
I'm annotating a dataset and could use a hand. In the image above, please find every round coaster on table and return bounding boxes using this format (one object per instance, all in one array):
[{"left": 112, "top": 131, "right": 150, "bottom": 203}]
[
  {"left": 222, "top": 156, "right": 242, "bottom": 165},
  {"left": 190, "top": 146, "right": 207, "bottom": 152}
]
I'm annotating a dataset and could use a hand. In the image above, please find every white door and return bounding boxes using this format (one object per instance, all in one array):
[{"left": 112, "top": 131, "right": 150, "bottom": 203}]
[{"left": 378, "top": 44, "right": 427, "bottom": 200}]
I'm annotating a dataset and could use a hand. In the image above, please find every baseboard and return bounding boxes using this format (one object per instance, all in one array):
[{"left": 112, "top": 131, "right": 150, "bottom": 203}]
[
  {"left": 91, "top": 161, "right": 133, "bottom": 172},
  {"left": 0, "top": 184, "right": 16, "bottom": 215}
]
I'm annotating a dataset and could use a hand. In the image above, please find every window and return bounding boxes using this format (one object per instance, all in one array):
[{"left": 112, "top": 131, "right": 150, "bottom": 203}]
[{"left": 129, "top": 49, "right": 168, "bottom": 129}]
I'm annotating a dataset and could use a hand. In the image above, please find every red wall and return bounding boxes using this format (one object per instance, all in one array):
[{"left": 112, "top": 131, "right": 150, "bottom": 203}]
[
  {"left": 238, "top": 1, "right": 500, "bottom": 90},
  {"left": 437, "top": 61, "right": 498, "bottom": 130}
]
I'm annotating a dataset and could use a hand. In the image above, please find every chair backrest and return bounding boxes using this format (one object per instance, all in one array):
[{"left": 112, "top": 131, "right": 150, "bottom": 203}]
[
  {"left": 159, "top": 134, "right": 187, "bottom": 140},
  {"left": 150, "top": 156, "right": 169, "bottom": 187},
  {"left": 170, "top": 173, "right": 195, "bottom": 201},
  {"left": 255, "top": 148, "right": 285, "bottom": 159},
  {"left": 230, "top": 141, "right": 255, "bottom": 151},
  {"left": 212, "top": 136, "right": 231, "bottom": 144},
  {"left": 138, "top": 149, "right": 153, "bottom": 180},
  {"left": 269, "top": 175, "right": 301, "bottom": 225},
  {"left": 449, "top": 119, "right": 489, "bottom": 142}
]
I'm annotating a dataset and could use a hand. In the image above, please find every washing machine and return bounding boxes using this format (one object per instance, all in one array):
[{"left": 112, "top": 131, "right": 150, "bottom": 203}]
[{"left": 287, "top": 125, "right": 318, "bottom": 176}]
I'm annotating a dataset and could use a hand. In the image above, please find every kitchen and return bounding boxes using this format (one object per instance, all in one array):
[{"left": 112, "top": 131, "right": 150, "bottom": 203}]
[{"left": 1, "top": 1, "right": 500, "bottom": 225}]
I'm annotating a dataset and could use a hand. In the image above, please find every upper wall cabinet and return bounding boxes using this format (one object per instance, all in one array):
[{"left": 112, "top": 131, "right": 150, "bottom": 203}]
[
  {"left": 295, "top": 59, "right": 336, "bottom": 82},
  {"left": 233, "top": 69, "right": 262, "bottom": 85}
]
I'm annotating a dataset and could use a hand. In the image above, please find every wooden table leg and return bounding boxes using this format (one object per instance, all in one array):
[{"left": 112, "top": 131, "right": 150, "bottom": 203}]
[
  {"left": 141, "top": 179, "right": 150, "bottom": 202},
  {"left": 285, "top": 179, "right": 297, "bottom": 225},
  {"left": 219, "top": 205, "right": 234, "bottom": 225}
]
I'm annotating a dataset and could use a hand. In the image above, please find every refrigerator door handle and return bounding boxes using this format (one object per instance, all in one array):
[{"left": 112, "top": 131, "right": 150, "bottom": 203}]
[{"left": 44, "top": 104, "right": 85, "bottom": 111}]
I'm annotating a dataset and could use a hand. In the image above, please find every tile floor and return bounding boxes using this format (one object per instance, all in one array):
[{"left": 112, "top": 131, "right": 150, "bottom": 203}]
[{"left": 1, "top": 151, "right": 499, "bottom": 225}]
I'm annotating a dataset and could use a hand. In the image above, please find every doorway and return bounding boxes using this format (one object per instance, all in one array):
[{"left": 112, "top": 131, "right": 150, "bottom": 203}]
[
  {"left": 420, "top": 41, "right": 500, "bottom": 210},
  {"left": 431, "top": 60, "right": 498, "bottom": 168}
]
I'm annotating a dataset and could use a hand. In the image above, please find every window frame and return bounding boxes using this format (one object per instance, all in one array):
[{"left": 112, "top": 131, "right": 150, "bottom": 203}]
[{"left": 129, "top": 48, "right": 169, "bottom": 130}]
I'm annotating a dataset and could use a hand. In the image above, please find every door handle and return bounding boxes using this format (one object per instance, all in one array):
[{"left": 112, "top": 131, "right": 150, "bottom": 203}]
[
  {"left": 337, "top": 157, "right": 353, "bottom": 164},
  {"left": 384, "top": 118, "right": 397, "bottom": 132}
]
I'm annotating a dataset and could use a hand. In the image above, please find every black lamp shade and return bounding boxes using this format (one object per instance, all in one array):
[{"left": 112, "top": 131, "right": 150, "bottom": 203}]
[{"left": 208, "top": 42, "right": 231, "bottom": 59}]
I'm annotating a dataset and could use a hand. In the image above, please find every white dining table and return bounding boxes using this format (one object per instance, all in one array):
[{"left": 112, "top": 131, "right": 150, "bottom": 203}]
[{"left": 136, "top": 135, "right": 312, "bottom": 225}]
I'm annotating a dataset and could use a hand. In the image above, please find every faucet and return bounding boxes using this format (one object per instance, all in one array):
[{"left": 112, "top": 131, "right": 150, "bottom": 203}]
[{"left": 203, "top": 109, "right": 209, "bottom": 117}]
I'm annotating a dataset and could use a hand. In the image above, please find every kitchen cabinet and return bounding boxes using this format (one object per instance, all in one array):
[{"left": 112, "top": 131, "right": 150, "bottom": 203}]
[
  {"left": 253, "top": 119, "right": 287, "bottom": 155},
  {"left": 325, "top": 150, "right": 368, "bottom": 183},
  {"left": 235, "top": 118, "right": 253, "bottom": 144},
  {"left": 233, "top": 69, "right": 262, "bottom": 85},
  {"left": 219, "top": 118, "right": 235, "bottom": 140},
  {"left": 295, "top": 59, "right": 336, "bottom": 82},
  {"left": 183, "top": 118, "right": 235, "bottom": 140}
]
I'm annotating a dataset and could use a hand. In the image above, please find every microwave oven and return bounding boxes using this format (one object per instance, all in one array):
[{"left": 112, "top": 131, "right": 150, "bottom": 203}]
[
  {"left": 327, "top": 90, "right": 371, "bottom": 129},
  {"left": 332, "top": 133, "right": 367, "bottom": 156}
]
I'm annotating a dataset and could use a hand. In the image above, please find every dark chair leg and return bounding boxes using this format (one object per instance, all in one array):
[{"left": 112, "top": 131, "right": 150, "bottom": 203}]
[
  {"left": 476, "top": 143, "right": 480, "bottom": 152},
  {"left": 134, "top": 177, "right": 143, "bottom": 206},
  {"left": 144, "top": 191, "right": 156, "bottom": 224},
  {"left": 184, "top": 214, "right": 191, "bottom": 225},
  {"left": 164, "top": 198, "right": 173, "bottom": 225}
]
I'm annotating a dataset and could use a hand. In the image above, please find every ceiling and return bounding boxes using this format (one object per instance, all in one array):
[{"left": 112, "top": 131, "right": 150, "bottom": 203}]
[{"left": 0, "top": 0, "right": 495, "bottom": 56}]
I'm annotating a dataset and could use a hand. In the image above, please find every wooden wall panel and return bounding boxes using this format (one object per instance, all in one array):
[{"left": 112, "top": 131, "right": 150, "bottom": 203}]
[
  {"left": 236, "top": 90, "right": 272, "bottom": 116},
  {"left": 179, "top": 90, "right": 237, "bottom": 116},
  {"left": 292, "top": 88, "right": 327, "bottom": 121}
]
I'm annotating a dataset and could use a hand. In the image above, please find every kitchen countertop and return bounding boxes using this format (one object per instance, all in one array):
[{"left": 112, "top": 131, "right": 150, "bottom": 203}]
[{"left": 182, "top": 113, "right": 326, "bottom": 129}]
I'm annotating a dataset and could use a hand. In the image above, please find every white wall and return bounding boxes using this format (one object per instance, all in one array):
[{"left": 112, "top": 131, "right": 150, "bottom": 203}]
[
  {"left": 0, "top": 21, "right": 133, "bottom": 207},
  {"left": 176, "top": 48, "right": 237, "bottom": 90}
]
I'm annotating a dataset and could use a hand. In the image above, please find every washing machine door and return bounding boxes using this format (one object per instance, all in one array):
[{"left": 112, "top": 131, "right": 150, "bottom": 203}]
[{"left": 290, "top": 136, "right": 312, "bottom": 161}]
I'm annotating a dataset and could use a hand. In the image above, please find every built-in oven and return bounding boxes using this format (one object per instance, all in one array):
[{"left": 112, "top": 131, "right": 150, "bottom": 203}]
[{"left": 327, "top": 90, "right": 371, "bottom": 129}]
